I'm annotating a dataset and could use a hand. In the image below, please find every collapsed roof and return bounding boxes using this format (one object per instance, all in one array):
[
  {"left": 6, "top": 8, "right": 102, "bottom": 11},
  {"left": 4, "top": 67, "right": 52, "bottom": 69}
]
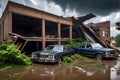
[{"left": 69, "top": 13, "right": 109, "bottom": 48}]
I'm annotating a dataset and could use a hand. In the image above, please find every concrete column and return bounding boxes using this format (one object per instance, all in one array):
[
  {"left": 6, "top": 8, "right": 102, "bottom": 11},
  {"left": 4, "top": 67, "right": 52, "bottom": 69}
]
[
  {"left": 58, "top": 22, "right": 61, "bottom": 45},
  {"left": 42, "top": 19, "right": 45, "bottom": 50},
  {"left": 69, "top": 25, "right": 72, "bottom": 41}
]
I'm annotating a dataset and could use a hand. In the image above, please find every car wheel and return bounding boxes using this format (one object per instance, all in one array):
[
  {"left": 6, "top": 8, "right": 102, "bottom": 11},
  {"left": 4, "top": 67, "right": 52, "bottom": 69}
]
[
  {"left": 57, "top": 57, "right": 62, "bottom": 64},
  {"left": 96, "top": 54, "right": 103, "bottom": 60}
]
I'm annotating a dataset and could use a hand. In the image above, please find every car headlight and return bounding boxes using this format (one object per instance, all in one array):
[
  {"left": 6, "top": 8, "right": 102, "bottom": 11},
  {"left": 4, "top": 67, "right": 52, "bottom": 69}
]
[
  {"left": 48, "top": 55, "right": 54, "bottom": 59},
  {"left": 105, "top": 52, "right": 111, "bottom": 58},
  {"left": 106, "top": 52, "right": 110, "bottom": 55},
  {"left": 32, "top": 54, "right": 37, "bottom": 58},
  {"left": 48, "top": 55, "right": 53, "bottom": 58}
]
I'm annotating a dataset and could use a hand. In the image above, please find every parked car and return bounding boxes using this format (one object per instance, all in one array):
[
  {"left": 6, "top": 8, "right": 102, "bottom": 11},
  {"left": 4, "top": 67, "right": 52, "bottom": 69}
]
[
  {"left": 74, "top": 42, "right": 118, "bottom": 60},
  {"left": 31, "top": 45, "right": 74, "bottom": 63}
]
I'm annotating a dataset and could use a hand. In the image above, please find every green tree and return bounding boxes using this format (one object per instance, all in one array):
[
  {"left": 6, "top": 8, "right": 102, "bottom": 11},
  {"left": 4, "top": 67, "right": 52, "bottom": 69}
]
[
  {"left": 111, "top": 36, "right": 115, "bottom": 40},
  {"left": 115, "top": 34, "right": 120, "bottom": 47}
]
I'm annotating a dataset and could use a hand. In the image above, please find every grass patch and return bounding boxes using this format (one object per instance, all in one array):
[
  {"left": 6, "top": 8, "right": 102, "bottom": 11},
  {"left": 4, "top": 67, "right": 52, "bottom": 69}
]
[
  {"left": 62, "top": 53, "right": 92, "bottom": 64},
  {"left": 62, "top": 53, "right": 105, "bottom": 67},
  {"left": 62, "top": 56, "right": 74, "bottom": 64},
  {"left": 84, "top": 62, "right": 105, "bottom": 67}
]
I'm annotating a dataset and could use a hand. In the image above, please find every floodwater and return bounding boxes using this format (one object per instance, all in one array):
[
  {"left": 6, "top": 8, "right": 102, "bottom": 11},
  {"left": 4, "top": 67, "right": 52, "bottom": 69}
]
[{"left": 0, "top": 59, "right": 120, "bottom": 80}]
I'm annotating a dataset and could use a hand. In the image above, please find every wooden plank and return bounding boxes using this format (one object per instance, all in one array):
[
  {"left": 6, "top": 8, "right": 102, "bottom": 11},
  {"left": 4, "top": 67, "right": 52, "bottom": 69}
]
[
  {"left": 13, "top": 38, "right": 18, "bottom": 44},
  {"left": 3, "top": 12, "right": 12, "bottom": 40},
  {"left": 9, "top": 2, "right": 72, "bottom": 25},
  {"left": 69, "top": 25, "right": 72, "bottom": 41},
  {"left": 20, "top": 40, "right": 28, "bottom": 51},
  {"left": 58, "top": 22, "right": 61, "bottom": 45},
  {"left": 17, "top": 43, "right": 22, "bottom": 50}
]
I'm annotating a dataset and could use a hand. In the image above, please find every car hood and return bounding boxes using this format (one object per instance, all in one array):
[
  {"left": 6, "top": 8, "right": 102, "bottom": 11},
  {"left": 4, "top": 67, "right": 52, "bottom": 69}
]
[
  {"left": 40, "top": 50, "right": 58, "bottom": 55},
  {"left": 95, "top": 48, "right": 115, "bottom": 52}
]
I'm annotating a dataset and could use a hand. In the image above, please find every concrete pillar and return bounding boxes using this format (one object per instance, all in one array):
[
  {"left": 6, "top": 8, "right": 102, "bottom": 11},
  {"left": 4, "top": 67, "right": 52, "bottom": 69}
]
[
  {"left": 58, "top": 22, "right": 61, "bottom": 45},
  {"left": 42, "top": 19, "right": 45, "bottom": 50}
]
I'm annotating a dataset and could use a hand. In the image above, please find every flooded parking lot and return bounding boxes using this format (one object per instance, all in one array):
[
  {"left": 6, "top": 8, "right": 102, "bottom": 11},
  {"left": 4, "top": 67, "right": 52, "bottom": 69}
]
[{"left": 0, "top": 59, "right": 120, "bottom": 80}]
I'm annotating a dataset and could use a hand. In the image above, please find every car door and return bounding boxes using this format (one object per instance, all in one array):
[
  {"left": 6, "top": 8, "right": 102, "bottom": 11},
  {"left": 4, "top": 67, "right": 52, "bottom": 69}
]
[
  {"left": 63, "top": 46, "right": 73, "bottom": 56},
  {"left": 84, "top": 43, "right": 95, "bottom": 57},
  {"left": 77, "top": 42, "right": 87, "bottom": 54},
  {"left": 77, "top": 43, "right": 95, "bottom": 57}
]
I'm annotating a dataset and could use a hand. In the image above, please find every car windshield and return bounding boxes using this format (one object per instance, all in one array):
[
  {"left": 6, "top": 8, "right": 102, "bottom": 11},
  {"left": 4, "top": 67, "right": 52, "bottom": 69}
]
[
  {"left": 91, "top": 43, "right": 103, "bottom": 48},
  {"left": 46, "top": 45, "right": 63, "bottom": 52},
  {"left": 46, "top": 46, "right": 54, "bottom": 50}
]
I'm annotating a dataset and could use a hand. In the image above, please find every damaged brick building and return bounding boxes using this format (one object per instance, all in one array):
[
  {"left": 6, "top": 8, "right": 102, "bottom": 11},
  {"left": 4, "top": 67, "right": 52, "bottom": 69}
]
[
  {"left": 0, "top": 1, "right": 111, "bottom": 52},
  {"left": 87, "top": 21, "right": 110, "bottom": 45}
]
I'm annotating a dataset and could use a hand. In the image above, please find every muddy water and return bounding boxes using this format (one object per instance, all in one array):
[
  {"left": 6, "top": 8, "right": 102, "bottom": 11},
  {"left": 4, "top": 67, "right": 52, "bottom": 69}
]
[{"left": 0, "top": 59, "right": 120, "bottom": 80}]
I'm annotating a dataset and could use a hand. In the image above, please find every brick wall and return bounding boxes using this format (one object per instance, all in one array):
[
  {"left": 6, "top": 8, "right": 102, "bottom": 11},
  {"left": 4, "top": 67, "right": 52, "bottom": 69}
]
[{"left": 87, "top": 21, "right": 110, "bottom": 45}]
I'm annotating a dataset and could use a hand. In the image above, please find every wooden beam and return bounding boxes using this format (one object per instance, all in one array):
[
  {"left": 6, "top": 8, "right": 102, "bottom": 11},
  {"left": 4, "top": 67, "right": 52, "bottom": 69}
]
[
  {"left": 69, "top": 25, "right": 72, "bottom": 41},
  {"left": 17, "top": 43, "right": 22, "bottom": 50},
  {"left": 58, "top": 23, "right": 61, "bottom": 45},
  {"left": 4, "top": 12, "right": 12, "bottom": 40},
  {"left": 0, "top": 22, "right": 3, "bottom": 40},
  {"left": 20, "top": 40, "right": 28, "bottom": 51},
  {"left": 9, "top": 3, "right": 72, "bottom": 25},
  {"left": 42, "top": 19, "right": 45, "bottom": 50}
]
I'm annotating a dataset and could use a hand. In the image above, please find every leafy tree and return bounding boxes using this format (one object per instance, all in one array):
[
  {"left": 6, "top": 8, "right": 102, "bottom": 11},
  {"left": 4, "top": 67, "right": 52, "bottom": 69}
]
[
  {"left": 111, "top": 36, "right": 115, "bottom": 40},
  {"left": 114, "top": 34, "right": 120, "bottom": 47}
]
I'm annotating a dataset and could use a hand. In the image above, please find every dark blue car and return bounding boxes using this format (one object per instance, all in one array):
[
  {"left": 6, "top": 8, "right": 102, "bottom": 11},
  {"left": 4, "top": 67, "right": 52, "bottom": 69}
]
[
  {"left": 75, "top": 42, "right": 118, "bottom": 60},
  {"left": 31, "top": 45, "right": 75, "bottom": 63}
]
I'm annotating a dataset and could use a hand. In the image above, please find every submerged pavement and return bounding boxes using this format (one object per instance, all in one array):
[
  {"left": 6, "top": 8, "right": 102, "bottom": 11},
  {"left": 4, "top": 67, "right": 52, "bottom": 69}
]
[{"left": 0, "top": 59, "right": 120, "bottom": 80}]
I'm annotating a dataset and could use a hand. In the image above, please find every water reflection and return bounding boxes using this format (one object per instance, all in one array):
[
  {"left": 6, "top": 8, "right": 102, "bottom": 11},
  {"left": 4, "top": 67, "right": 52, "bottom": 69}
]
[
  {"left": 0, "top": 60, "right": 120, "bottom": 80},
  {"left": 111, "top": 60, "right": 120, "bottom": 80}
]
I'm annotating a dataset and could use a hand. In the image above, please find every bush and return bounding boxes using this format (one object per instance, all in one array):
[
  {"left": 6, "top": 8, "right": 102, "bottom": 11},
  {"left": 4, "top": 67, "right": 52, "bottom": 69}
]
[
  {"left": 62, "top": 56, "right": 74, "bottom": 63},
  {"left": 66, "top": 38, "right": 87, "bottom": 48},
  {"left": 0, "top": 40, "right": 32, "bottom": 65},
  {"left": 62, "top": 54, "right": 93, "bottom": 64}
]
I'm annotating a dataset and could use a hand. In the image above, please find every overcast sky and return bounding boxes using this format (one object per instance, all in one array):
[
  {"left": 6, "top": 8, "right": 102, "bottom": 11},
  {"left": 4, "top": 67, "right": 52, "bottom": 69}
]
[{"left": 0, "top": 0, "right": 120, "bottom": 36}]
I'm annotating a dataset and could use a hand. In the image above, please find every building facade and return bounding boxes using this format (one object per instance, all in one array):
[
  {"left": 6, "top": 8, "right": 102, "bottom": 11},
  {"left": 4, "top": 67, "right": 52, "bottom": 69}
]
[
  {"left": 0, "top": 1, "right": 111, "bottom": 52},
  {"left": 0, "top": 1, "right": 72, "bottom": 51},
  {"left": 87, "top": 21, "right": 110, "bottom": 45}
]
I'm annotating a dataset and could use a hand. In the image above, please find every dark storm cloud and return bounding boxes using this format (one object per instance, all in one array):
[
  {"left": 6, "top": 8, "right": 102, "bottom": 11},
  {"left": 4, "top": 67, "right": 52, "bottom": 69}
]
[{"left": 49, "top": 0, "right": 120, "bottom": 16}]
